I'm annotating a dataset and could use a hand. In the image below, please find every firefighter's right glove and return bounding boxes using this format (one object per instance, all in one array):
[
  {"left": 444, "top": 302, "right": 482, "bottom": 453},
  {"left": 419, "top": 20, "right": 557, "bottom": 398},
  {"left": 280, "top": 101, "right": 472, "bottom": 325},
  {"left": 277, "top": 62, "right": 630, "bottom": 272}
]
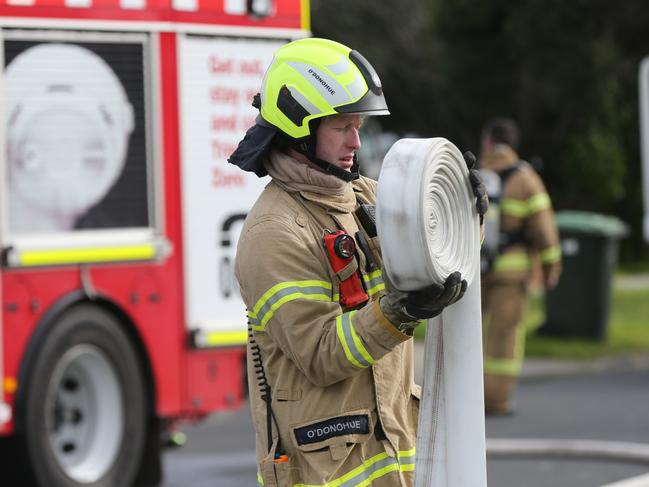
[
  {"left": 463, "top": 151, "right": 489, "bottom": 224},
  {"left": 380, "top": 271, "right": 468, "bottom": 330}
]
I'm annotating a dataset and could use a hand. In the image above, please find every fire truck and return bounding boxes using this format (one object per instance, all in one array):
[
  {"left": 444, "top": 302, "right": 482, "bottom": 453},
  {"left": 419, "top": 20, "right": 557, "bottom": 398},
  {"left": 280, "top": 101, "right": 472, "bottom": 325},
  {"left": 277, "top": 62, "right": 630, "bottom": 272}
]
[{"left": 0, "top": 0, "right": 308, "bottom": 485}]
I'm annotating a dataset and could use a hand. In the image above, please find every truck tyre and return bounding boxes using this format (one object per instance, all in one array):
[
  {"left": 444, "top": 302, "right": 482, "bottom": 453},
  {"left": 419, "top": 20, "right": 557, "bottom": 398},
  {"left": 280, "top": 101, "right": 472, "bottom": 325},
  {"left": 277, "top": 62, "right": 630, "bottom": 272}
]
[{"left": 18, "top": 304, "right": 147, "bottom": 487}]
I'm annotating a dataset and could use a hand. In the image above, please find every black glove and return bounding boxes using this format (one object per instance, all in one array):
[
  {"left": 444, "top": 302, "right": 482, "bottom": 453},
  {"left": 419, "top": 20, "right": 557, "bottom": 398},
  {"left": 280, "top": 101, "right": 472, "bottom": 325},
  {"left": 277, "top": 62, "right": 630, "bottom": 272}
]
[
  {"left": 380, "top": 271, "right": 468, "bottom": 327},
  {"left": 463, "top": 151, "right": 489, "bottom": 224}
]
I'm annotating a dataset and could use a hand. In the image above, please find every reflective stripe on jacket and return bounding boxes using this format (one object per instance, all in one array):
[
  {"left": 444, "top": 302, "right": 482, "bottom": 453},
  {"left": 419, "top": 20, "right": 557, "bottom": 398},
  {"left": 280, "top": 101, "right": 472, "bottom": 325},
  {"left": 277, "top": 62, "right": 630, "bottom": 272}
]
[{"left": 236, "top": 174, "right": 419, "bottom": 487}]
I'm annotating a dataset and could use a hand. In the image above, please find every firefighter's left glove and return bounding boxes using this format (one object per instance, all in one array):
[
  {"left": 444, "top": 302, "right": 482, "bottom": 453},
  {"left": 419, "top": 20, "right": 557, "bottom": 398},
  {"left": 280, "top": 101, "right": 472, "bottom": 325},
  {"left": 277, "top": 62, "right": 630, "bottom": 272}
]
[
  {"left": 463, "top": 151, "right": 489, "bottom": 224},
  {"left": 380, "top": 272, "right": 468, "bottom": 332}
]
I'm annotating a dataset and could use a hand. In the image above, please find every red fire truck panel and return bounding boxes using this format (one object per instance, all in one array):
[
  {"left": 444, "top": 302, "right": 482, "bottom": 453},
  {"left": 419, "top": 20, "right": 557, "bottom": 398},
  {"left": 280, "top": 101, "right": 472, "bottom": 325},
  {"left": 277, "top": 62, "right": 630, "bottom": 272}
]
[
  {"left": 0, "top": 0, "right": 306, "bottom": 29},
  {"left": 0, "top": 1, "right": 307, "bottom": 485}
]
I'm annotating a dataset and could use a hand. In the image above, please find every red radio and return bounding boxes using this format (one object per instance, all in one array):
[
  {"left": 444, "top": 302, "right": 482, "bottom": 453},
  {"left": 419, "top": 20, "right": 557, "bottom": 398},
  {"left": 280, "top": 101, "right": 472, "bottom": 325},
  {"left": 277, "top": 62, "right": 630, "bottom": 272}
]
[{"left": 323, "top": 230, "right": 369, "bottom": 308}]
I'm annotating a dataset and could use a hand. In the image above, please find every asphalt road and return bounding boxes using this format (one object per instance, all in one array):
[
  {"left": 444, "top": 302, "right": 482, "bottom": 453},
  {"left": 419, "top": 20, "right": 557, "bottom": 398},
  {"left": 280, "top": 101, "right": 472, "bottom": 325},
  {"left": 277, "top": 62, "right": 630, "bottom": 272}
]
[
  {"left": 486, "top": 368, "right": 649, "bottom": 487},
  {"left": 161, "top": 367, "right": 649, "bottom": 487}
]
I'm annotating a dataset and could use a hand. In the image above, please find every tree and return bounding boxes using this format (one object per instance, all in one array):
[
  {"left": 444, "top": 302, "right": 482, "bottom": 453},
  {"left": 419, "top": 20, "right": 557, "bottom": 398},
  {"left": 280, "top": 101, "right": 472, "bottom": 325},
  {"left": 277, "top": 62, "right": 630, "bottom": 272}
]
[
  {"left": 310, "top": 0, "right": 649, "bottom": 259},
  {"left": 311, "top": 0, "right": 436, "bottom": 131}
]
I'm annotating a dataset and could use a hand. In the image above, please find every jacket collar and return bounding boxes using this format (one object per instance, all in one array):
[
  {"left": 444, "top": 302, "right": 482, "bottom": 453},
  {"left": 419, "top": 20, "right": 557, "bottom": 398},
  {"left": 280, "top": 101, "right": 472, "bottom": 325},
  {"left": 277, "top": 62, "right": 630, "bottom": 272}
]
[{"left": 265, "top": 150, "right": 357, "bottom": 213}]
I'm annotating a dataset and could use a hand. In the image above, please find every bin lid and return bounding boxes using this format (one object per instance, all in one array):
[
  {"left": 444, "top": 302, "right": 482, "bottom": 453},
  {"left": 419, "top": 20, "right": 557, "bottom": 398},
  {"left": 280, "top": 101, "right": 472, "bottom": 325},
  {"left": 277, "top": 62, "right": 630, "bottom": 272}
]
[{"left": 556, "top": 211, "right": 629, "bottom": 237}]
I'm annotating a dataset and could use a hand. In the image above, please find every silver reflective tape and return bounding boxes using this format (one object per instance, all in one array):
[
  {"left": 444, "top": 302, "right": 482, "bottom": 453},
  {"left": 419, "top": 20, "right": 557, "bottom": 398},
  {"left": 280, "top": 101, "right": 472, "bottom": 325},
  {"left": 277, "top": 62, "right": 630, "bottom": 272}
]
[
  {"left": 340, "top": 313, "right": 372, "bottom": 368},
  {"left": 346, "top": 73, "right": 366, "bottom": 100},
  {"left": 287, "top": 86, "right": 322, "bottom": 116},
  {"left": 327, "top": 57, "right": 351, "bottom": 75},
  {"left": 252, "top": 285, "right": 332, "bottom": 326},
  {"left": 287, "top": 61, "right": 351, "bottom": 106},
  {"left": 363, "top": 273, "right": 384, "bottom": 295},
  {"left": 338, "top": 455, "right": 398, "bottom": 487},
  {"left": 399, "top": 452, "right": 416, "bottom": 466}
]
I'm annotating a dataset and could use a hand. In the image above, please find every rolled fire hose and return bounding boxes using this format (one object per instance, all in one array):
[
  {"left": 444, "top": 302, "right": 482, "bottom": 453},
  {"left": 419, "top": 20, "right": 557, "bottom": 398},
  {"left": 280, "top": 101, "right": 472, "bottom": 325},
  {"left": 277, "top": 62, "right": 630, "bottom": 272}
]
[{"left": 377, "top": 137, "right": 487, "bottom": 487}]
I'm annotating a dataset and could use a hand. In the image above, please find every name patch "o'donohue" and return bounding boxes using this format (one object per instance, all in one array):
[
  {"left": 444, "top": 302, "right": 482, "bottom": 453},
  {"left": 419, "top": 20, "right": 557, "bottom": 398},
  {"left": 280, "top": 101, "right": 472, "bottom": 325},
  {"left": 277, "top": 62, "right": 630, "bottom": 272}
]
[{"left": 294, "top": 414, "right": 370, "bottom": 445}]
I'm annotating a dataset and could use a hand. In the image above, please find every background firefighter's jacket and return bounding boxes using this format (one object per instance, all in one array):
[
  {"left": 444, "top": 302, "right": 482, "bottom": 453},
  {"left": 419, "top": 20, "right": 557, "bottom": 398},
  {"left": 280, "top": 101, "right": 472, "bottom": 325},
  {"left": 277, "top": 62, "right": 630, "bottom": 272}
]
[{"left": 480, "top": 144, "right": 562, "bottom": 283}]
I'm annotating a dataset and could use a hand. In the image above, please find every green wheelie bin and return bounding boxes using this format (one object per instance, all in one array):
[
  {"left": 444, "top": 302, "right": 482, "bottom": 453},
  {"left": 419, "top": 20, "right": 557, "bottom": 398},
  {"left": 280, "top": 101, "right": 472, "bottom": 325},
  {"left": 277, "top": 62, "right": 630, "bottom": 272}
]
[{"left": 540, "top": 211, "right": 628, "bottom": 340}]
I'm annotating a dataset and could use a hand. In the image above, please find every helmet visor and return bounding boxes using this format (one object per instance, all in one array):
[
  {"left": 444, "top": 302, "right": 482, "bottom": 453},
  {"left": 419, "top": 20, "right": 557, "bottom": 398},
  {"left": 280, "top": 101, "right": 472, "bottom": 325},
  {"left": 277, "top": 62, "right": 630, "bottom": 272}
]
[{"left": 336, "top": 50, "right": 389, "bottom": 116}]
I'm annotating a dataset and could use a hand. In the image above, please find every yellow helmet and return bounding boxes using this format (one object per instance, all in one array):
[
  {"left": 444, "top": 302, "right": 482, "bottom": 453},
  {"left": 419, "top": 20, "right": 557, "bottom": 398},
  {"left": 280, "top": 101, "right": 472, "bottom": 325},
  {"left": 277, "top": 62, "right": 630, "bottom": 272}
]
[
  {"left": 229, "top": 38, "right": 388, "bottom": 181},
  {"left": 258, "top": 37, "right": 389, "bottom": 139}
]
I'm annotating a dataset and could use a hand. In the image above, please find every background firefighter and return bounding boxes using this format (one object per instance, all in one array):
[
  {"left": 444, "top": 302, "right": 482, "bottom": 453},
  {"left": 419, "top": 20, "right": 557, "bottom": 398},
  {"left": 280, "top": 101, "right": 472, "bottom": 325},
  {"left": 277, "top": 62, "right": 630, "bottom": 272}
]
[
  {"left": 228, "top": 38, "right": 487, "bottom": 486},
  {"left": 478, "top": 117, "right": 562, "bottom": 416}
]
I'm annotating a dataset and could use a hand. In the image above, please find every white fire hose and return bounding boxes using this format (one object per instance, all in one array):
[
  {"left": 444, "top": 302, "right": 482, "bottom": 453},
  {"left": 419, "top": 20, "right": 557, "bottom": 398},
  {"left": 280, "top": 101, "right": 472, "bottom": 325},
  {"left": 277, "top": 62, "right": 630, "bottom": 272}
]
[{"left": 377, "top": 138, "right": 487, "bottom": 487}]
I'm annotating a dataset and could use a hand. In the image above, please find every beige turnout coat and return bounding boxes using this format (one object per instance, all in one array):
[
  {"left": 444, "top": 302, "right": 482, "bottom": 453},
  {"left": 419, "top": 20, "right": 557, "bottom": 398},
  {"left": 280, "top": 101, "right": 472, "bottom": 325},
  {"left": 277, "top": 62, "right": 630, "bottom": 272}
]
[
  {"left": 235, "top": 152, "right": 419, "bottom": 487},
  {"left": 480, "top": 144, "right": 561, "bottom": 284}
]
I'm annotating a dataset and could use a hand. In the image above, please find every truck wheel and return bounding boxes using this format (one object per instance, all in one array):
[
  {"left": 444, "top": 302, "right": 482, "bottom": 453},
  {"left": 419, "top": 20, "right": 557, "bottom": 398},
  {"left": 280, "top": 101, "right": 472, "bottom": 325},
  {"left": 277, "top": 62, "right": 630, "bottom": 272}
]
[{"left": 18, "top": 304, "right": 147, "bottom": 487}]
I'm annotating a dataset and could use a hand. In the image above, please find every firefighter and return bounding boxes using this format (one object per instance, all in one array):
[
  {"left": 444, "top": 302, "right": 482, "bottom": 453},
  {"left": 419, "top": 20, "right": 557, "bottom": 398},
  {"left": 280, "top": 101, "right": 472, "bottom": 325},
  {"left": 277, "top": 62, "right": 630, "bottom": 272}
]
[
  {"left": 229, "top": 38, "right": 488, "bottom": 486},
  {"left": 479, "top": 117, "right": 562, "bottom": 416}
]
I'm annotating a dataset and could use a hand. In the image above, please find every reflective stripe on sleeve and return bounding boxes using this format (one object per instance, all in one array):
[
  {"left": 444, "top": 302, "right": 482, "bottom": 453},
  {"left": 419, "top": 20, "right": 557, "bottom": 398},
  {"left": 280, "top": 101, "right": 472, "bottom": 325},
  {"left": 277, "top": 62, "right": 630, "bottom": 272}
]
[
  {"left": 528, "top": 192, "right": 551, "bottom": 213},
  {"left": 362, "top": 269, "right": 385, "bottom": 297},
  {"left": 248, "top": 280, "right": 333, "bottom": 331},
  {"left": 540, "top": 244, "right": 562, "bottom": 264},
  {"left": 336, "top": 311, "right": 375, "bottom": 368}
]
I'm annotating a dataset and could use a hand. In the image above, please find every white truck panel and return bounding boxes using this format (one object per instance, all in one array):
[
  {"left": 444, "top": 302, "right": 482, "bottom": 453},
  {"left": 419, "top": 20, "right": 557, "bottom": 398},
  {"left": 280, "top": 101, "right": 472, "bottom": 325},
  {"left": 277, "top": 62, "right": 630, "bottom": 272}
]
[{"left": 178, "top": 36, "right": 284, "bottom": 345}]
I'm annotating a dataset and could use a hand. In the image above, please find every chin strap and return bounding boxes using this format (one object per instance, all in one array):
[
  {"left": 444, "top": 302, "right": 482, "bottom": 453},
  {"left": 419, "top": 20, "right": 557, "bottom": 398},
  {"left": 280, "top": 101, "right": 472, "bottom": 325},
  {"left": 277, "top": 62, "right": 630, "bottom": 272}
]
[
  {"left": 271, "top": 114, "right": 361, "bottom": 183},
  {"left": 301, "top": 151, "right": 360, "bottom": 182}
]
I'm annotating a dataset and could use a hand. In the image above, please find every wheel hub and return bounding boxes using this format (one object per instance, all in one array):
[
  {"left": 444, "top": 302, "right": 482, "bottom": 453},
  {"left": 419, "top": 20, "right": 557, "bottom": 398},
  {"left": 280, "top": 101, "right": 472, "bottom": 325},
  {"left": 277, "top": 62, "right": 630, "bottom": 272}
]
[{"left": 46, "top": 345, "right": 124, "bottom": 483}]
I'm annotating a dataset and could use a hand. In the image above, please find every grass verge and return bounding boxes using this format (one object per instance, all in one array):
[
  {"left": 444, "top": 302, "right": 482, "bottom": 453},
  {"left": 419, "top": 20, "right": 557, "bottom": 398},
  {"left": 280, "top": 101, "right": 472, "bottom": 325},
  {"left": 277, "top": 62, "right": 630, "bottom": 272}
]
[
  {"left": 524, "top": 287, "right": 649, "bottom": 359},
  {"left": 413, "top": 282, "right": 649, "bottom": 360}
]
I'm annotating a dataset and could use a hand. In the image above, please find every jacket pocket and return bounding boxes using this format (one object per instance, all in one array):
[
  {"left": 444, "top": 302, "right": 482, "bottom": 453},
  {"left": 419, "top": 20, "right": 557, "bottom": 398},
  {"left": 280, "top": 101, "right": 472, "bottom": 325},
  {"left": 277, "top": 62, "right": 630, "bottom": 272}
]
[
  {"left": 290, "top": 409, "right": 373, "bottom": 453},
  {"left": 276, "top": 388, "right": 302, "bottom": 402},
  {"left": 289, "top": 410, "right": 374, "bottom": 483}
]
